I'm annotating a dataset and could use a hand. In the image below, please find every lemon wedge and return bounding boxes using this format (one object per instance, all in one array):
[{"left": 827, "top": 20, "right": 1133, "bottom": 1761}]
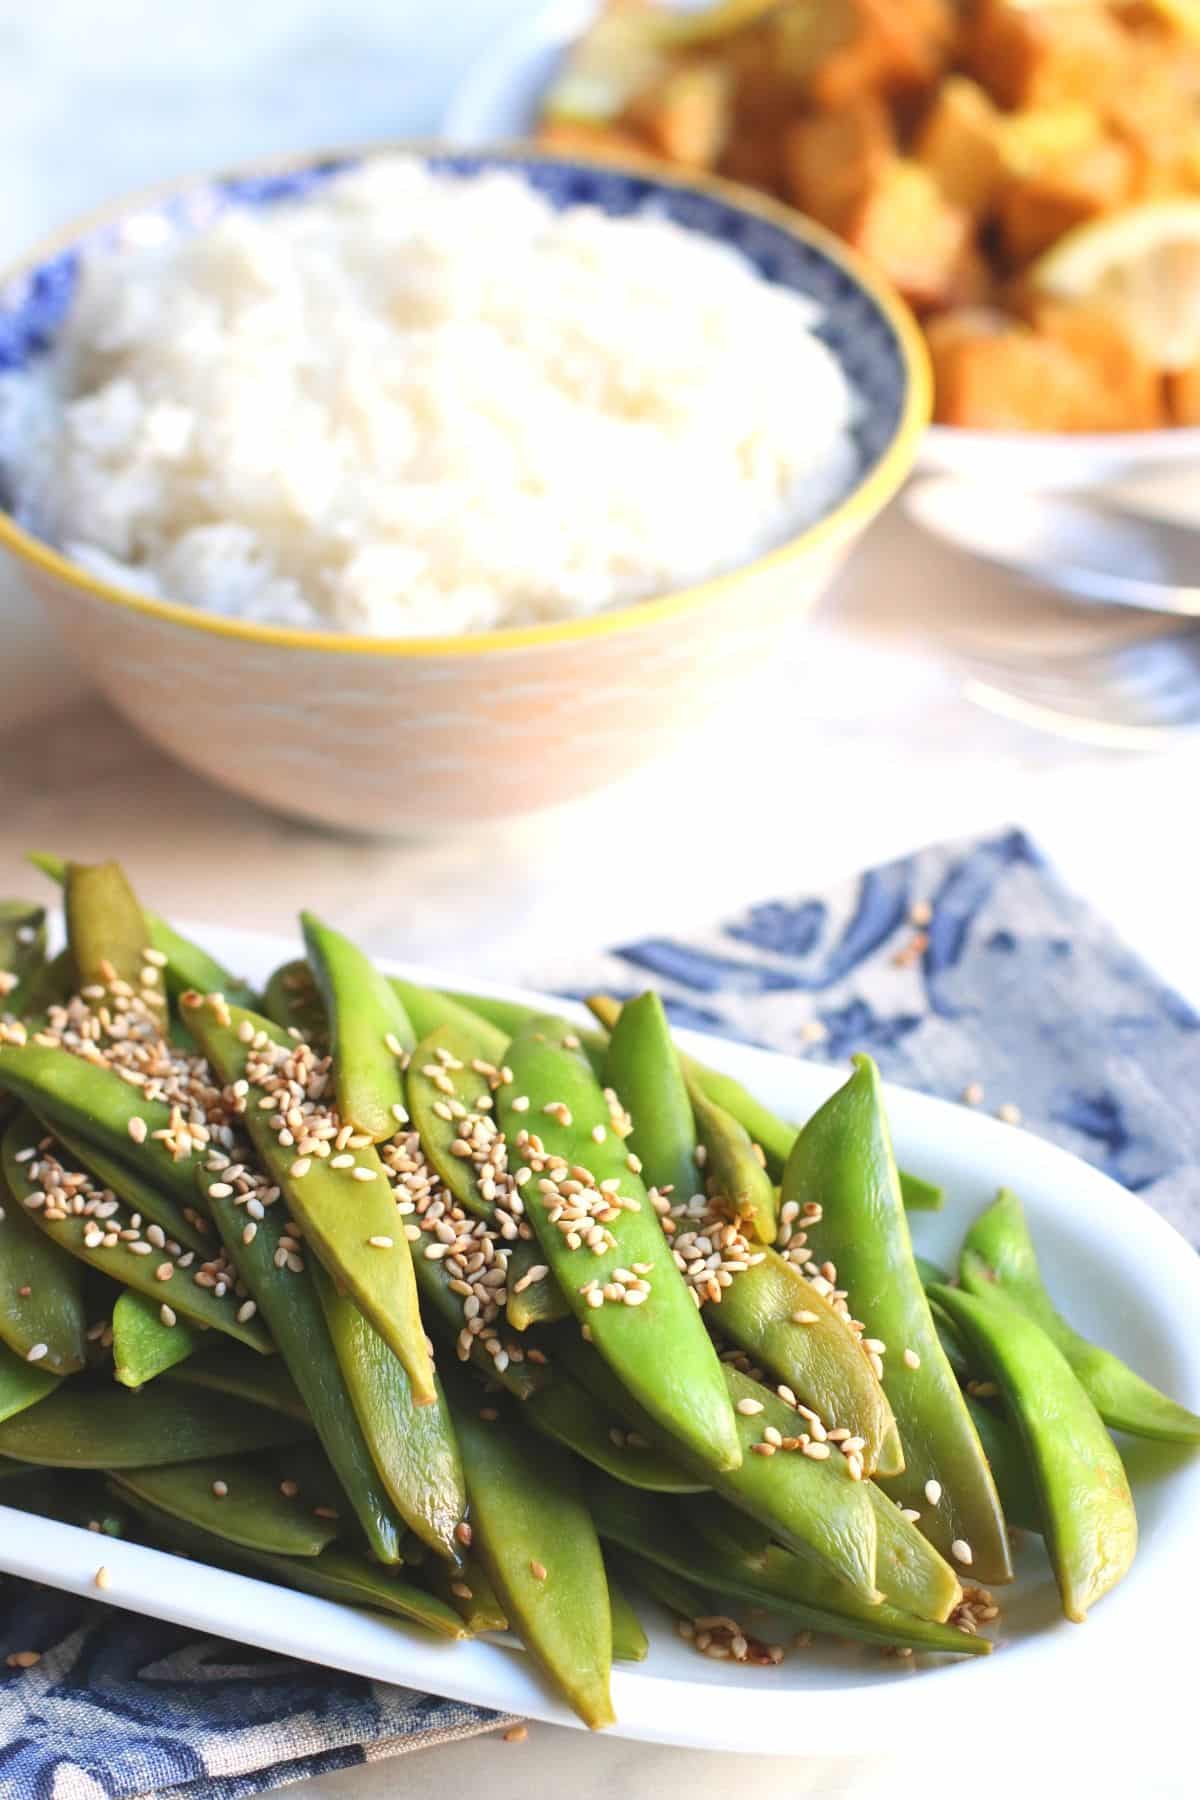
[{"left": 1032, "top": 201, "right": 1200, "bottom": 372}]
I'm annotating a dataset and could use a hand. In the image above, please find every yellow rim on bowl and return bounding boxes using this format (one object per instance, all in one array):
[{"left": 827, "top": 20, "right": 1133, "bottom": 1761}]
[{"left": 0, "top": 140, "right": 931, "bottom": 660}]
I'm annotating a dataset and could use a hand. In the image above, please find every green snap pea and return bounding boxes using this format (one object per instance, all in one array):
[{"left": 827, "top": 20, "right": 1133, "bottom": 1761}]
[
  {"left": 603, "top": 991, "right": 699, "bottom": 1208},
  {"left": 899, "top": 1173, "right": 944, "bottom": 1212},
  {"left": 3, "top": 1115, "right": 271, "bottom": 1353},
  {"left": 965, "top": 1395, "right": 1042, "bottom": 1537},
  {"left": 122, "top": 1497, "right": 467, "bottom": 1639},
  {"left": 863, "top": 1481, "right": 962, "bottom": 1621},
  {"left": 914, "top": 1254, "right": 950, "bottom": 1288},
  {"left": 187, "top": 995, "right": 436, "bottom": 1407},
  {"left": 29, "top": 853, "right": 259, "bottom": 1010},
  {"left": 64, "top": 860, "right": 157, "bottom": 1001},
  {"left": 961, "top": 1189, "right": 1200, "bottom": 1445},
  {"left": 302, "top": 914, "right": 414, "bottom": 1143},
  {"left": 391, "top": 981, "right": 509, "bottom": 1065},
  {"left": 112, "top": 1291, "right": 199, "bottom": 1388},
  {"left": 263, "top": 959, "right": 330, "bottom": 1049},
  {"left": 0, "top": 1151, "right": 87, "bottom": 1374},
  {"left": 522, "top": 1375, "right": 707, "bottom": 1495},
  {"left": 783, "top": 1056, "right": 1012, "bottom": 1585},
  {"left": 707, "top": 1248, "right": 903, "bottom": 1479},
  {"left": 0, "top": 1041, "right": 200, "bottom": 1209},
  {"left": 932, "top": 1282, "right": 1137, "bottom": 1622},
  {"left": 448, "top": 990, "right": 605, "bottom": 1071},
  {"left": 201, "top": 1163, "right": 406, "bottom": 1564},
  {"left": 0, "top": 901, "right": 47, "bottom": 1018},
  {"left": 165, "top": 1343, "right": 308, "bottom": 1422},
  {"left": 427, "top": 1552, "right": 508, "bottom": 1633},
  {"left": 407, "top": 1023, "right": 511, "bottom": 1219},
  {"left": 607, "top": 1575, "right": 649, "bottom": 1662},
  {"left": 496, "top": 1017, "right": 741, "bottom": 1476},
  {"left": 447, "top": 1376, "right": 615, "bottom": 1730},
  {"left": 0, "top": 1379, "right": 308, "bottom": 1466},
  {"left": 310, "top": 1259, "right": 467, "bottom": 1562},
  {"left": 591, "top": 1477, "right": 988, "bottom": 1657},
  {"left": 0, "top": 1338, "right": 59, "bottom": 1424},
  {"left": 686, "top": 1075, "right": 778, "bottom": 1244},
  {"left": 557, "top": 1333, "right": 879, "bottom": 1602},
  {"left": 43, "top": 1120, "right": 210, "bottom": 1255},
  {"left": 111, "top": 1450, "right": 343, "bottom": 1557}
]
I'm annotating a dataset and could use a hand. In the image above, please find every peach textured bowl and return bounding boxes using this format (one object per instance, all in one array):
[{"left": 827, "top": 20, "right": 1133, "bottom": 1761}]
[{"left": 0, "top": 145, "right": 929, "bottom": 834}]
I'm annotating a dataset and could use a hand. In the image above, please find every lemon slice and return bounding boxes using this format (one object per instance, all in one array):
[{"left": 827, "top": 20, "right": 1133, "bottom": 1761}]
[{"left": 1032, "top": 201, "right": 1200, "bottom": 372}]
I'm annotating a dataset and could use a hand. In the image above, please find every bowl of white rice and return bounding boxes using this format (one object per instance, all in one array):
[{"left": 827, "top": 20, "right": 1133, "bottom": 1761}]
[{"left": 0, "top": 146, "right": 928, "bottom": 832}]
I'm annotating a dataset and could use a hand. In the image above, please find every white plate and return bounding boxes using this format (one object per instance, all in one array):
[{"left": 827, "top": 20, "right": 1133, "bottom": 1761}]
[
  {"left": 444, "top": 0, "right": 1200, "bottom": 492},
  {"left": 3, "top": 923, "right": 1200, "bottom": 1755}
]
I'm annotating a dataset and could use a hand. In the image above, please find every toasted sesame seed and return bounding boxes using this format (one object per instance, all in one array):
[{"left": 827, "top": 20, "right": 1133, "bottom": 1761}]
[
  {"left": 802, "top": 1441, "right": 831, "bottom": 1460},
  {"left": 94, "top": 1566, "right": 112, "bottom": 1590},
  {"left": 529, "top": 1560, "right": 547, "bottom": 1581},
  {"left": 352, "top": 1166, "right": 378, "bottom": 1183},
  {"left": 997, "top": 1102, "right": 1021, "bottom": 1125},
  {"left": 384, "top": 1033, "right": 406, "bottom": 1058},
  {"left": 127, "top": 1116, "right": 148, "bottom": 1145},
  {"left": 159, "top": 1303, "right": 177, "bottom": 1328},
  {"left": 455, "top": 1522, "right": 473, "bottom": 1547},
  {"left": 367, "top": 1235, "right": 393, "bottom": 1249},
  {"left": 451, "top": 1581, "right": 473, "bottom": 1599},
  {"left": 479, "top": 1407, "right": 499, "bottom": 1422},
  {"left": 211, "top": 1481, "right": 229, "bottom": 1498},
  {"left": 511, "top": 1096, "right": 530, "bottom": 1113},
  {"left": 6, "top": 1651, "right": 41, "bottom": 1668},
  {"left": 736, "top": 1397, "right": 764, "bottom": 1416},
  {"left": 591, "top": 1124, "right": 606, "bottom": 1143},
  {"left": 313, "top": 1506, "right": 339, "bottom": 1520},
  {"left": 925, "top": 1479, "right": 943, "bottom": 1505},
  {"left": 236, "top": 1300, "right": 257, "bottom": 1323},
  {"left": 901, "top": 1508, "right": 922, "bottom": 1523},
  {"left": 792, "top": 1309, "right": 819, "bottom": 1325},
  {"left": 279, "top": 1479, "right": 300, "bottom": 1497},
  {"left": 25, "top": 1343, "right": 48, "bottom": 1363},
  {"left": 290, "top": 1158, "right": 312, "bottom": 1178},
  {"left": 903, "top": 1348, "right": 921, "bottom": 1369},
  {"left": 951, "top": 1539, "right": 973, "bottom": 1566},
  {"left": 962, "top": 1082, "right": 984, "bottom": 1107},
  {"left": 330, "top": 1154, "right": 354, "bottom": 1168},
  {"left": 503, "top": 1726, "right": 528, "bottom": 1743}
]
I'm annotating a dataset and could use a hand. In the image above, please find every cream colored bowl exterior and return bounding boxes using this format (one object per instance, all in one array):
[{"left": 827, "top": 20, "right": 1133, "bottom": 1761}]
[{"left": 23, "top": 539, "right": 847, "bottom": 832}]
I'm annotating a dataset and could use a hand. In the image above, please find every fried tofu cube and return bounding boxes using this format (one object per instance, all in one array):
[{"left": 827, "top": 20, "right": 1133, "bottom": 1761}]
[
  {"left": 1030, "top": 298, "right": 1165, "bottom": 428},
  {"left": 1166, "top": 357, "right": 1200, "bottom": 423},
  {"left": 964, "top": 0, "right": 1130, "bottom": 110},
  {"left": 782, "top": 97, "right": 895, "bottom": 231},
  {"left": 997, "top": 136, "right": 1136, "bottom": 263},
  {"left": 627, "top": 60, "right": 732, "bottom": 168},
  {"left": 862, "top": 0, "right": 956, "bottom": 97},
  {"left": 842, "top": 160, "right": 972, "bottom": 310},
  {"left": 914, "top": 76, "right": 1007, "bottom": 215},
  {"left": 1105, "top": 40, "right": 1200, "bottom": 194},
  {"left": 766, "top": 0, "right": 893, "bottom": 108}
]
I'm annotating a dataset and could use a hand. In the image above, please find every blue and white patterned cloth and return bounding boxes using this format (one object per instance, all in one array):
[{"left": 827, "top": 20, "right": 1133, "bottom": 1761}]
[{"left": 3, "top": 827, "right": 1197, "bottom": 1798}]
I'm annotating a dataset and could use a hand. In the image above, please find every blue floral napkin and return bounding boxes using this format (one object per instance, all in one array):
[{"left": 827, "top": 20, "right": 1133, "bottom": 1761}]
[{"left": 3, "top": 827, "right": 1197, "bottom": 1798}]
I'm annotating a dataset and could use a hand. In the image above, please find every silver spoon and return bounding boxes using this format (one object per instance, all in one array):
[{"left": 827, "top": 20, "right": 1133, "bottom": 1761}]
[{"left": 904, "top": 476, "right": 1200, "bottom": 615}]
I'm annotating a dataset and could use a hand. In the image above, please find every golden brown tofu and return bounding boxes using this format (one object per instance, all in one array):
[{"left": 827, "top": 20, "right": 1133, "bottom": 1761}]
[
  {"left": 764, "top": 0, "right": 892, "bottom": 109},
  {"left": 1166, "top": 356, "right": 1200, "bottom": 423},
  {"left": 782, "top": 97, "right": 896, "bottom": 231},
  {"left": 862, "top": 0, "right": 956, "bottom": 98},
  {"left": 964, "top": 0, "right": 1131, "bottom": 110},
  {"left": 997, "top": 137, "right": 1136, "bottom": 263},
  {"left": 1030, "top": 298, "right": 1166, "bottom": 428},
  {"left": 914, "top": 75, "right": 1007, "bottom": 215},
  {"left": 842, "top": 160, "right": 972, "bottom": 310},
  {"left": 1105, "top": 40, "right": 1200, "bottom": 195},
  {"left": 628, "top": 60, "right": 733, "bottom": 169}
]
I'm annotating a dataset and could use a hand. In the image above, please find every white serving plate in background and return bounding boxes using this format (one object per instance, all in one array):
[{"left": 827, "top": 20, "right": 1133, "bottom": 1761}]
[
  {"left": 444, "top": 0, "right": 1200, "bottom": 492},
  {"left": 2, "top": 924, "right": 1199, "bottom": 1755}
]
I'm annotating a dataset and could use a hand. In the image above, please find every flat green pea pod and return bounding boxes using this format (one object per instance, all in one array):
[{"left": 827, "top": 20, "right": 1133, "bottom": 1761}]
[
  {"left": 707, "top": 1248, "right": 903, "bottom": 1479},
  {"left": 522, "top": 1374, "right": 708, "bottom": 1495},
  {"left": 166, "top": 1343, "right": 308, "bottom": 1422},
  {"left": 2, "top": 1115, "right": 272, "bottom": 1354},
  {"left": 446, "top": 1376, "right": 614, "bottom": 1731},
  {"left": 932, "top": 1282, "right": 1137, "bottom": 1622},
  {"left": 961, "top": 1189, "right": 1200, "bottom": 1445},
  {"left": 310, "top": 1259, "right": 467, "bottom": 1562},
  {"left": 407, "top": 1022, "right": 516, "bottom": 1219},
  {"left": 686, "top": 1077, "right": 777, "bottom": 1244},
  {"left": 185, "top": 994, "right": 436, "bottom": 1407},
  {"left": 113, "top": 1291, "right": 199, "bottom": 1388},
  {"left": 496, "top": 1017, "right": 741, "bottom": 1476},
  {"left": 784, "top": 1057, "right": 1012, "bottom": 1586},
  {"left": 446, "top": 989, "right": 604, "bottom": 1070},
  {"left": 427, "top": 1552, "right": 508, "bottom": 1633},
  {"left": 0, "top": 1338, "right": 59, "bottom": 1424},
  {"left": 603, "top": 991, "right": 699, "bottom": 1207},
  {"left": 966, "top": 1396, "right": 1042, "bottom": 1537},
  {"left": 122, "top": 1497, "right": 467, "bottom": 1639},
  {"left": 557, "top": 1334, "right": 880, "bottom": 1602},
  {"left": 201, "top": 1164, "right": 406, "bottom": 1564},
  {"left": 64, "top": 860, "right": 162, "bottom": 1010},
  {"left": 863, "top": 1482, "right": 962, "bottom": 1622},
  {"left": 0, "top": 1379, "right": 308, "bottom": 1467},
  {"left": 263, "top": 960, "right": 330, "bottom": 1050},
  {"left": 391, "top": 981, "right": 509, "bottom": 1065},
  {"left": 607, "top": 1574, "right": 649, "bottom": 1662},
  {"left": 301, "top": 914, "right": 415, "bottom": 1143},
  {"left": 0, "top": 1154, "right": 87, "bottom": 1374},
  {"left": 587, "top": 996, "right": 944, "bottom": 1211},
  {"left": 29, "top": 854, "right": 260, "bottom": 1011},
  {"left": 0, "top": 1040, "right": 200, "bottom": 1210},
  {"left": 0, "top": 901, "right": 47, "bottom": 1018},
  {"left": 111, "top": 1450, "right": 343, "bottom": 1557},
  {"left": 590, "top": 1477, "right": 989, "bottom": 1658},
  {"left": 44, "top": 1120, "right": 211, "bottom": 1255}
]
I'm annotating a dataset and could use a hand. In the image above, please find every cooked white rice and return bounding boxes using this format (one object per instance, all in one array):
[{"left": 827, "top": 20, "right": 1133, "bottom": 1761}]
[{"left": 0, "top": 157, "right": 859, "bottom": 635}]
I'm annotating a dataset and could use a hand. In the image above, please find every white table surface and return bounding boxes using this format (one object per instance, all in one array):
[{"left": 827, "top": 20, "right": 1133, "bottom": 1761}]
[{"left": 2, "top": 6, "right": 1199, "bottom": 1795}]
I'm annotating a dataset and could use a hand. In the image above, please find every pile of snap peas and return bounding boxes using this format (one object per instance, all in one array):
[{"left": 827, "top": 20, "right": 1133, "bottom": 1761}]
[{"left": 1, "top": 859, "right": 1198, "bottom": 1728}]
